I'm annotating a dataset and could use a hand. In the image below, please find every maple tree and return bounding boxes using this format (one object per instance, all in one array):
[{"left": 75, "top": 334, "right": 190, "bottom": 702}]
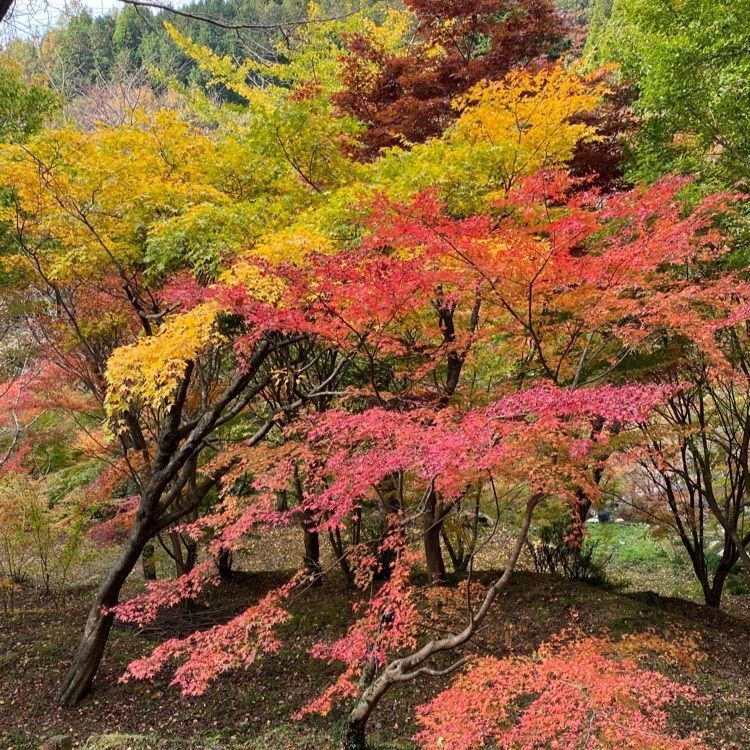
[
  {"left": 0, "top": 57, "right": 56, "bottom": 143},
  {"left": 121, "top": 38, "right": 610, "bottom": 588},
  {"left": 105, "top": 170, "right": 740, "bottom": 748},
  {"left": 0, "top": 471, "right": 85, "bottom": 594},
  {"left": 0, "top": 102, "right": 366, "bottom": 704},
  {"left": 622, "top": 334, "right": 750, "bottom": 606},
  {"left": 598, "top": 0, "right": 750, "bottom": 185},
  {"left": 0, "top": 4, "right": 748, "bottom": 749},
  {"left": 582, "top": 0, "right": 750, "bottom": 604},
  {"left": 415, "top": 630, "right": 706, "bottom": 750},
  {"left": 335, "top": 0, "right": 564, "bottom": 156}
]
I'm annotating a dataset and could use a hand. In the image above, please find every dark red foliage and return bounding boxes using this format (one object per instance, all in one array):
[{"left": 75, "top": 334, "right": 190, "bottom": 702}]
[
  {"left": 568, "top": 74, "right": 637, "bottom": 192},
  {"left": 335, "top": 0, "right": 565, "bottom": 157}
]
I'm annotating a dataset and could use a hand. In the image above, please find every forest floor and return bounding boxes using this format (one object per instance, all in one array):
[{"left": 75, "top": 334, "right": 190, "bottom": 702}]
[{"left": 1, "top": 524, "right": 750, "bottom": 750}]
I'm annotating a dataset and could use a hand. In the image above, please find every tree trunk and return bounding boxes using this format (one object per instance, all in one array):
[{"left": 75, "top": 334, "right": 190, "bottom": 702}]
[
  {"left": 216, "top": 548, "right": 233, "bottom": 581},
  {"left": 442, "top": 527, "right": 467, "bottom": 574},
  {"left": 422, "top": 488, "right": 446, "bottom": 585},
  {"left": 374, "top": 475, "right": 399, "bottom": 580},
  {"left": 57, "top": 524, "right": 150, "bottom": 706},
  {"left": 58, "top": 350, "right": 269, "bottom": 706},
  {"left": 704, "top": 583, "right": 723, "bottom": 608},
  {"left": 442, "top": 488, "right": 481, "bottom": 574},
  {"left": 342, "top": 496, "right": 539, "bottom": 749},
  {"left": 328, "top": 527, "right": 355, "bottom": 588},
  {"left": 424, "top": 520, "right": 446, "bottom": 584},
  {"left": 303, "top": 523, "right": 322, "bottom": 586},
  {"left": 169, "top": 530, "right": 197, "bottom": 577},
  {"left": 341, "top": 718, "right": 368, "bottom": 750},
  {"left": 703, "top": 553, "right": 736, "bottom": 608},
  {"left": 141, "top": 541, "right": 157, "bottom": 581}
]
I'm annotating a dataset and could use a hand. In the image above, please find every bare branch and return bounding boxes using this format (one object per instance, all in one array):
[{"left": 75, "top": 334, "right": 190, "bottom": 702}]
[{"left": 117, "top": 0, "right": 377, "bottom": 31}]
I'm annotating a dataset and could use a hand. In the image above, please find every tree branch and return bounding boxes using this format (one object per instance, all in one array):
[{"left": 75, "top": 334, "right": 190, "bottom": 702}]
[{"left": 116, "top": 0, "right": 376, "bottom": 31}]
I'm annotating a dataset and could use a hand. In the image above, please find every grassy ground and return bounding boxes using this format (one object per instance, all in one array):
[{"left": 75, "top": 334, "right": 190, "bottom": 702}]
[
  {"left": 588, "top": 521, "right": 750, "bottom": 600},
  {"left": 1, "top": 525, "right": 749, "bottom": 749}
]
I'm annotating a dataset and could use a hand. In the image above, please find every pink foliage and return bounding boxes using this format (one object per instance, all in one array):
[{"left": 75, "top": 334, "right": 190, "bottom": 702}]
[
  {"left": 87, "top": 495, "right": 140, "bottom": 546},
  {"left": 300, "top": 531, "right": 421, "bottom": 716},
  {"left": 415, "top": 632, "right": 707, "bottom": 750},
  {"left": 111, "top": 561, "right": 220, "bottom": 627},
  {"left": 296, "top": 382, "right": 670, "bottom": 529},
  {"left": 120, "top": 575, "right": 301, "bottom": 695},
  {"left": 112, "top": 170, "right": 743, "bottom": 733}
]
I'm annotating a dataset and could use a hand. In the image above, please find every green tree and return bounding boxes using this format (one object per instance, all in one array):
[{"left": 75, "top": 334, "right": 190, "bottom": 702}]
[
  {"left": 90, "top": 14, "right": 117, "bottom": 80},
  {"left": 113, "top": 5, "right": 150, "bottom": 71},
  {"left": 53, "top": 9, "right": 97, "bottom": 93},
  {"left": 583, "top": 0, "right": 612, "bottom": 52},
  {"left": 597, "top": 0, "right": 750, "bottom": 185},
  {"left": 0, "top": 58, "right": 55, "bottom": 143}
]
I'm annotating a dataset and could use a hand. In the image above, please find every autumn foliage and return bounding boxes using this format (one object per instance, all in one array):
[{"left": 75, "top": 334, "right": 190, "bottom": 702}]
[
  {"left": 0, "top": 1, "right": 747, "bottom": 748},
  {"left": 415, "top": 631, "right": 706, "bottom": 750},
  {"left": 335, "top": 0, "right": 564, "bottom": 155}
]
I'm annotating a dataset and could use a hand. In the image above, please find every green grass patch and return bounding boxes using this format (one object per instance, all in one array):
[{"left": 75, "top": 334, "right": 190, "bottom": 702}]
[{"left": 586, "top": 522, "right": 701, "bottom": 599}]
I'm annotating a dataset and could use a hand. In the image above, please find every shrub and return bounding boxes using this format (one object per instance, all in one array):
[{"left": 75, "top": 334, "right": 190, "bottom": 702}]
[
  {"left": 527, "top": 503, "right": 608, "bottom": 583},
  {"left": 0, "top": 473, "right": 87, "bottom": 592}
]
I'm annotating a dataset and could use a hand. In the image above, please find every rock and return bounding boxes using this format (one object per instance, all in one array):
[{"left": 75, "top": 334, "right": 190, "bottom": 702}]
[
  {"left": 39, "top": 736, "right": 72, "bottom": 750},
  {"left": 458, "top": 511, "right": 493, "bottom": 527}
]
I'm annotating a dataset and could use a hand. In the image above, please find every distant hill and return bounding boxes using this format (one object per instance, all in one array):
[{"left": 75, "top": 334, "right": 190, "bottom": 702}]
[
  {"left": 6, "top": 0, "right": 314, "bottom": 97},
  {"left": 4, "top": 0, "right": 604, "bottom": 100}
]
